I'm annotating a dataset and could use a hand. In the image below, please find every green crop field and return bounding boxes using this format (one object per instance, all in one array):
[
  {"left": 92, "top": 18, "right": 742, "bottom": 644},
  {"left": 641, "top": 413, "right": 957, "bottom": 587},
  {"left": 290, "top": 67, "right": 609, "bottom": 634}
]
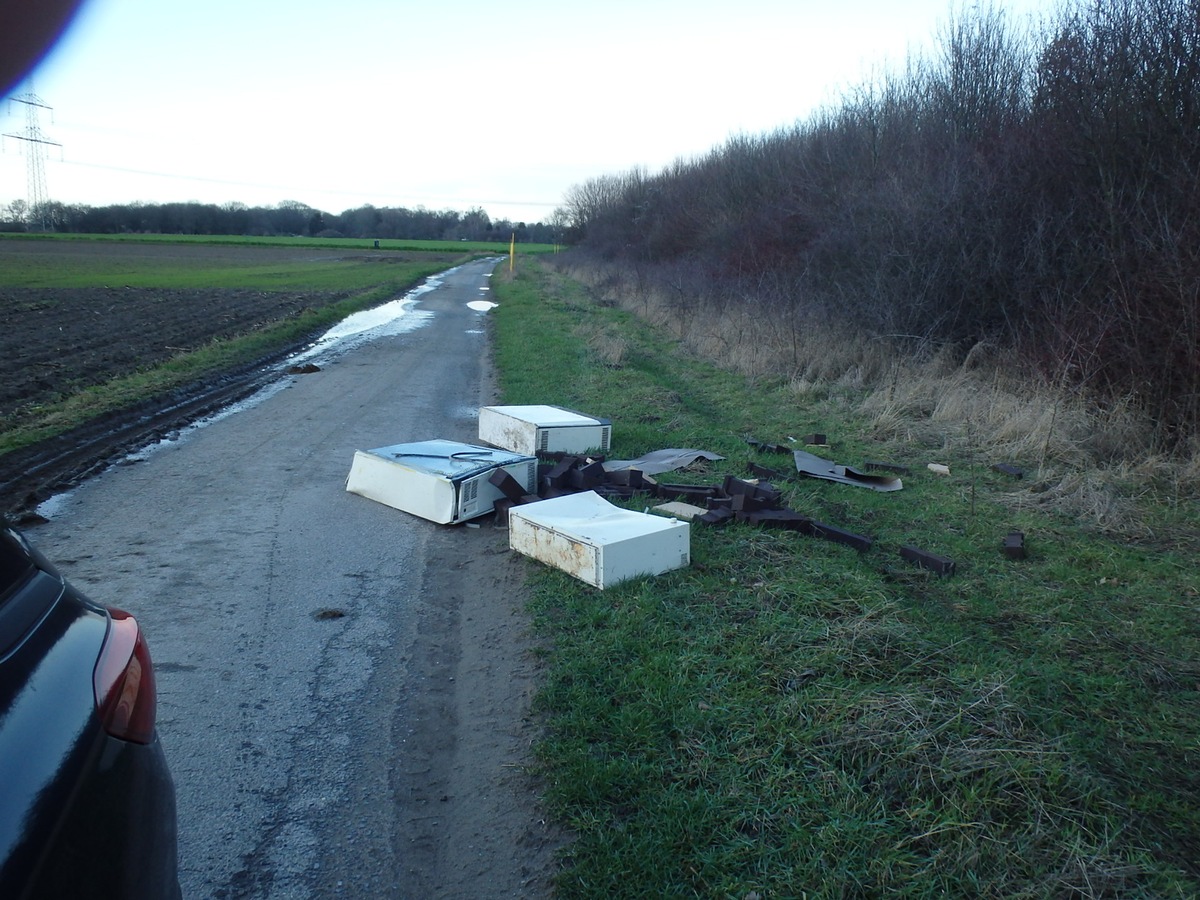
[
  {"left": 0, "top": 235, "right": 467, "bottom": 455},
  {"left": 0, "top": 231, "right": 556, "bottom": 257}
]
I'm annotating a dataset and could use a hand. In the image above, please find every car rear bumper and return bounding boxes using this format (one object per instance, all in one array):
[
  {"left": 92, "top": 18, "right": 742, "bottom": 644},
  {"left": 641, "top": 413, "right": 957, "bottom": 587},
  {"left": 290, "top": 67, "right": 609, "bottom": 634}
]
[{"left": 25, "top": 731, "right": 180, "bottom": 900}]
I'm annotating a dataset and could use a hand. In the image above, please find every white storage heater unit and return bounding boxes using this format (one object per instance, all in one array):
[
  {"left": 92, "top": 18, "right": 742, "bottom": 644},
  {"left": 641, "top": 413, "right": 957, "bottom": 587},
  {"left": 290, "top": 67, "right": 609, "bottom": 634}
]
[
  {"left": 508, "top": 490, "right": 690, "bottom": 589},
  {"left": 346, "top": 439, "right": 537, "bottom": 525},
  {"left": 478, "top": 405, "right": 612, "bottom": 456}
]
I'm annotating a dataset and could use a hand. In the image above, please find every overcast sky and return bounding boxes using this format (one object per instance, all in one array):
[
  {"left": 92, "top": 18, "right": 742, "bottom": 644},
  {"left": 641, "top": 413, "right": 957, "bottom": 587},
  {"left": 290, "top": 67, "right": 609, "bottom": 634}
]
[{"left": 2, "top": 0, "right": 1053, "bottom": 224}]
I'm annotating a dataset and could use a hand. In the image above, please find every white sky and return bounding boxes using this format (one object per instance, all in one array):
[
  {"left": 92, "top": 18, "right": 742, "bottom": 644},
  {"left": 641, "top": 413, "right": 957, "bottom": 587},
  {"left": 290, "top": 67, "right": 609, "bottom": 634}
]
[{"left": 2, "top": 0, "right": 1053, "bottom": 224}]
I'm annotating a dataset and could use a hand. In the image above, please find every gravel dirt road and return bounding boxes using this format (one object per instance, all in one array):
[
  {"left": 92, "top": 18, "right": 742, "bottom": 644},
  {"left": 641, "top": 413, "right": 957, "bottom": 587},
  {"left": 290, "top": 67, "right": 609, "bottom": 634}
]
[{"left": 14, "top": 253, "right": 566, "bottom": 898}]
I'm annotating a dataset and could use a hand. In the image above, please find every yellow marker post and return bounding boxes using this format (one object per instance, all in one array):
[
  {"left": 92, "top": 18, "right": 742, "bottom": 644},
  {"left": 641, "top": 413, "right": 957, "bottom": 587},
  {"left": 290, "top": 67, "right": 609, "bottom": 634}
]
[{"left": 509, "top": 232, "right": 515, "bottom": 273}]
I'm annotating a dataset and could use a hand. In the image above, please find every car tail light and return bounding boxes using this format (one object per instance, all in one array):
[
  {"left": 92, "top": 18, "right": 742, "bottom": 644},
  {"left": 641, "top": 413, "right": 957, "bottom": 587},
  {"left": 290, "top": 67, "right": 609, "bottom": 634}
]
[{"left": 93, "top": 607, "right": 158, "bottom": 744}]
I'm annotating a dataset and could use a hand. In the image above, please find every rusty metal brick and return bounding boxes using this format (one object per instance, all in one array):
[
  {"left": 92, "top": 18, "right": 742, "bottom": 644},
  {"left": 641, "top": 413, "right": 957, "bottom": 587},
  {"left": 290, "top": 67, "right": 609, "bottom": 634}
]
[
  {"left": 1003, "top": 531, "right": 1027, "bottom": 559},
  {"left": 722, "top": 475, "right": 758, "bottom": 496},
  {"left": 655, "top": 483, "right": 717, "bottom": 503},
  {"left": 747, "top": 437, "right": 791, "bottom": 454},
  {"left": 568, "top": 460, "right": 606, "bottom": 490},
  {"left": 730, "top": 493, "right": 775, "bottom": 513},
  {"left": 488, "top": 467, "right": 529, "bottom": 502},
  {"left": 747, "top": 461, "right": 790, "bottom": 481},
  {"left": 745, "top": 509, "right": 811, "bottom": 530},
  {"left": 493, "top": 498, "right": 516, "bottom": 524},
  {"left": 697, "top": 507, "right": 736, "bottom": 526},
  {"left": 604, "top": 468, "right": 645, "bottom": 490},
  {"left": 542, "top": 457, "right": 578, "bottom": 490},
  {"left": 810, "top": 521, "right": 873, "bottom": 552},
  {"left": 900, "top": 545, "right": 956, "bottom": 575}
]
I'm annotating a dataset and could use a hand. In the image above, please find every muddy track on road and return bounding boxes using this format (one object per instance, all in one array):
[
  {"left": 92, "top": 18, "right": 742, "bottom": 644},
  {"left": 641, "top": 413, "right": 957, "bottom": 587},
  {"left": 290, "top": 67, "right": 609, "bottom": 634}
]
[{"left": 0, "top": 341, "right": 308, "bottom": 519}]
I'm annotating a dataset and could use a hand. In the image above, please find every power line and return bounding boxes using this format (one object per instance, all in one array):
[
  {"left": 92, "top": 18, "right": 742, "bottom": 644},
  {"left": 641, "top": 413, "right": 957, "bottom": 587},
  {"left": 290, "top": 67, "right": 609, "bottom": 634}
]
[{"left": 2, "top": 90, "right": 61, "bottom": 229}]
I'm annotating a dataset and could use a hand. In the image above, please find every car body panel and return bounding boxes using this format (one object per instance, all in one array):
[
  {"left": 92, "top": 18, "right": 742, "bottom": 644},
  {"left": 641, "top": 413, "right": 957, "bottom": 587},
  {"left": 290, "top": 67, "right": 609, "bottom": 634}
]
[{"left": 0, "top": 524, "right": 179, "bottom": 899}]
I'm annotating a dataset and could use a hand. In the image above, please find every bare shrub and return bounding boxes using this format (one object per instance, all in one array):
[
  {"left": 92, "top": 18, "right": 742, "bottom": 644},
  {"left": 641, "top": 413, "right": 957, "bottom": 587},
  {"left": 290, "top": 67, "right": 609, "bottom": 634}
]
[{"left": 553, "top": 0, "right": 1200, "bottom": 449}]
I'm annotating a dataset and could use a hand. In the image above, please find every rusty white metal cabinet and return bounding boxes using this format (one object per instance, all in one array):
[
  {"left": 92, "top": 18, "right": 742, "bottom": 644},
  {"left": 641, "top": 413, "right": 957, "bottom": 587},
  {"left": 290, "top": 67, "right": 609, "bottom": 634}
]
[
  {"left": 346, "top": 439, "right": 536, "bottom": 524},
  {"left": 508, "top": 490, "right": 690, "bottom": 589},
  {"left": 478, "top": 405, "right": 612, "bottom": 456}
]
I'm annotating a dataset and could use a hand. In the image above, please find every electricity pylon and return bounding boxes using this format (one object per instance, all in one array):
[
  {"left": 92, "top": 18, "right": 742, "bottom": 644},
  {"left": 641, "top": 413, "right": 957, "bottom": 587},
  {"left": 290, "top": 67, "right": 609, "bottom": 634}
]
[{"left": 3, "top": 90, "right": 61, "bottom": 230}]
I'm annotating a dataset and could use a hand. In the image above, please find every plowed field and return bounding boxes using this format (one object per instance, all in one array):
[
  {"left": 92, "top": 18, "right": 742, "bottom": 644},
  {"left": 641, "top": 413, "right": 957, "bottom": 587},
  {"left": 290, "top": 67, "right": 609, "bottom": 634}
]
[{"left": 0, "top": 238, "right": 459, "bottom": 513}]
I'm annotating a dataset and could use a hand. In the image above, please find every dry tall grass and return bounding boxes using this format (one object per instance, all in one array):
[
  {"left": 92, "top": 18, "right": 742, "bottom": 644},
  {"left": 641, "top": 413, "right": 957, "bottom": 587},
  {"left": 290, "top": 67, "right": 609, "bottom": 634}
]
[{"left": 555, "top": 258, "right": 1199, "bottom": 537}]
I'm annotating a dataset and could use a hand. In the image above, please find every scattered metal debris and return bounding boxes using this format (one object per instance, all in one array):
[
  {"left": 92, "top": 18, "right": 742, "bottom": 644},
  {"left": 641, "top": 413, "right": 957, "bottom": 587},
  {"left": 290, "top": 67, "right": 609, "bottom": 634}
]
[
  {"left": 603, "top": 448, "right": 724, "bottom": 475},
  {"left": 794, "top": 450, "right": 904, "bottom": 492},
  {"left": 353, "top": 412, "right": 1024, "bottom": 586}
]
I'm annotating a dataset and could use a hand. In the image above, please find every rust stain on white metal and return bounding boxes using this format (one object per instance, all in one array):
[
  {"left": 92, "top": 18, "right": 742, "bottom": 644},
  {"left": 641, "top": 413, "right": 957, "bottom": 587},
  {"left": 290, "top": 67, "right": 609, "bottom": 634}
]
[
  {"left": 508, "top": 491, "right": 690, "bottom": 589},
  {"left": 513, "top": 519, "right": 599, "bottom": 586}
]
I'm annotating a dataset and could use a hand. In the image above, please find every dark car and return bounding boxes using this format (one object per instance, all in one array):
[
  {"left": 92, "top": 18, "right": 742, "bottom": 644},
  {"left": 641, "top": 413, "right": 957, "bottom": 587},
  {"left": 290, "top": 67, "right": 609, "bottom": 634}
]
[{"left": 0, "top": 520, "right": 179, "bottom": 899}]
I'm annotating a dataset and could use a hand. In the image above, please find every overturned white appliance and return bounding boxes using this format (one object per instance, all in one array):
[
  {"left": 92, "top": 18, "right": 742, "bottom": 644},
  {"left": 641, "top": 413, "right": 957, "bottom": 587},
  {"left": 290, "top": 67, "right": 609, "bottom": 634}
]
[
  {"left": 346, "top": 439, "right": 537, "bottom": 524},
  {"left": 508, "top": 490, "right": 690, "bottom": 589},
  {"left": 478, "top": 405, "right": 612, "bottom": 456}
]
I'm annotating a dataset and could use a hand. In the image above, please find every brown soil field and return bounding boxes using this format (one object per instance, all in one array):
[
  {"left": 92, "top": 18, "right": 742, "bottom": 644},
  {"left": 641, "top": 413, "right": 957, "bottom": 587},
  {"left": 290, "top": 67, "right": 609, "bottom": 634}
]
[{"left": 0, "top": 239, "right": 461, "bottom": 514}]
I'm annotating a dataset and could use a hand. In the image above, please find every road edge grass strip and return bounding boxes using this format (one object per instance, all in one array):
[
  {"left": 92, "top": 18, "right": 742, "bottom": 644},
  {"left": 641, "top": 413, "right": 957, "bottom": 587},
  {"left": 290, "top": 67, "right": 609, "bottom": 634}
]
[
  {"left": 0, "top": 262, "right": 446, "bottom": 456},
  {"left": 489, "top": 261, "right": 1200, "bottom": 898}
]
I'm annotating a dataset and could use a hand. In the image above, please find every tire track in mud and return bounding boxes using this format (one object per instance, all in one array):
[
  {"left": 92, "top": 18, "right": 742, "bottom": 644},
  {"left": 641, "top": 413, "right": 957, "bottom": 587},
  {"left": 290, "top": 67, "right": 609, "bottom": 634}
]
[{"left": 0, "top": 343, "right": 303, "bottom": 517}]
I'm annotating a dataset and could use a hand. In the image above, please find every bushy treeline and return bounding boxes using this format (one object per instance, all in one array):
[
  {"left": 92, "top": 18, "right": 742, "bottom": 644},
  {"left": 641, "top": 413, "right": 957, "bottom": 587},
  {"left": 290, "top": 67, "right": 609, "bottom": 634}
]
[
  {"left": 559, "top": 0, "right": 1200, "bottom": 444},
  {"left": 1, "top": 198, "right": 555, "bottom": 243}
]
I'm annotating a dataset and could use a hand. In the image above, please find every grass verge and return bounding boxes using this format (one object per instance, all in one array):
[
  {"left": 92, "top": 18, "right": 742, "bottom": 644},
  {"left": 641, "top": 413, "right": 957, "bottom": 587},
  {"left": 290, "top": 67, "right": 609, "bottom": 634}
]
[{"left": 490, "top": 261, "right": 1200, "bottom": 897}]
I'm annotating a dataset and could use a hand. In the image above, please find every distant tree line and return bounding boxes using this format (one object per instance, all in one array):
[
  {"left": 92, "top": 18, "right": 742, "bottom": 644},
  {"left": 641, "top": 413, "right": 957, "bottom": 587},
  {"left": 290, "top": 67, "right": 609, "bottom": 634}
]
[
  {"left": 0, "top": 197, "right": 556, "bottom": 243},
  {"left": 556, "top": 0, "right": 1200, "bottom": 445}
]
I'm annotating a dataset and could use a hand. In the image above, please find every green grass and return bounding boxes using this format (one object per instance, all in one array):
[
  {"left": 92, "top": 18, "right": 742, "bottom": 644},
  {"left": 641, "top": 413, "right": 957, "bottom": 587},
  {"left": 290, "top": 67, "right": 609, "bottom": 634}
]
[
  {"left": 490, "top": 263, "right": 1200, "bottom": 898},
  {"left": 0, "top": 231, "right": 556, "bottom": 255},
  {"left": 0, "top": 252, "right": 437, "bottom": 291}
]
